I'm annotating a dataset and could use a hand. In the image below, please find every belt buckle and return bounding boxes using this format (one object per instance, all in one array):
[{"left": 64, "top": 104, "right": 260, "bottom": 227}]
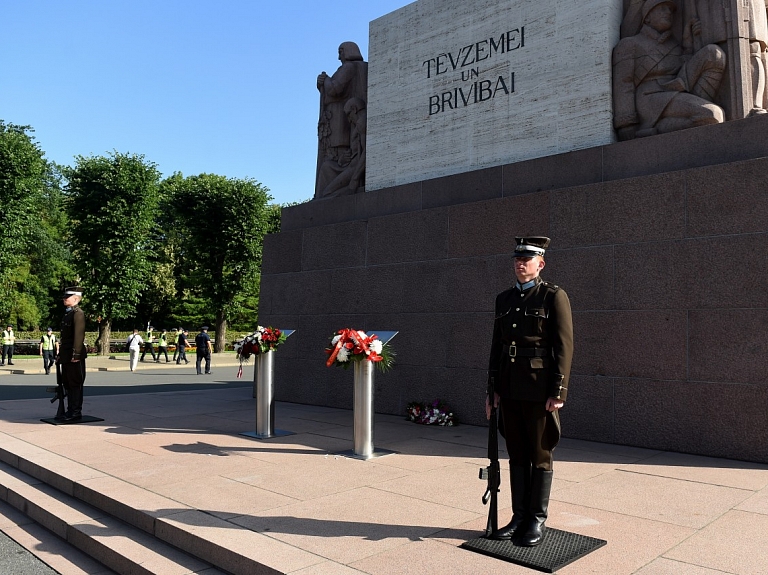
[{"left": 508, "top": 345, "right": 516, "bottom": 358}]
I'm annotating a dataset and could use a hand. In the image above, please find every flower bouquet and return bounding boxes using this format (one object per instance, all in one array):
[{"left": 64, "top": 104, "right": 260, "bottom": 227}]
[
  {"left": 325, "top": 328, "right": 395, "bottom": 373},
  {"left": 406, "top": 399, "right": 457, "bottom": 426},
  {"left": 234, "top": 326, "right": 286, "bottom": 378}
]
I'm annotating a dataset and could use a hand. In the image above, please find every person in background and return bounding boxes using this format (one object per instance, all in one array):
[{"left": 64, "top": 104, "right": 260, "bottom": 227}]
[
  {"left": 172, "top": 327, "right": 180, "bottom": 363},
  {"left": 2, "top": 324, "right": 15, "bottom": 366},
  {"left": 39, "top": 327, "right": 58, "bottom": 375},
  {"left": 195, "top": 326, "right": 213, "bottom": 375},
  {"left": 140, "top": 325, "right": 158, "bottom": 362},
  {"left": 176, "top": 328, "right": 190, "bottom": 365},
  {"left": 157, "top": 328, "right": 170, "bottom": 363},
  {"left": 126, "top": 328, "right": 144, "bottom": 372}
]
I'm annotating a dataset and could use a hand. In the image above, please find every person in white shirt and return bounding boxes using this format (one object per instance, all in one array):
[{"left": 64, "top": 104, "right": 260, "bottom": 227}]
[{"left": 126, "top": 328, "right": 144, "bottom": 372}]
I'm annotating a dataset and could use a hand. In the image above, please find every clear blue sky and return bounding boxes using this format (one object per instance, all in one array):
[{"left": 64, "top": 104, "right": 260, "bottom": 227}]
[{"left": 0, "top": 0, "right": 410, "bottom": 205}]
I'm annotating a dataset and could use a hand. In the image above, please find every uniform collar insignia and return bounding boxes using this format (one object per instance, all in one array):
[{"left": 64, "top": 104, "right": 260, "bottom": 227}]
[{"left": 515, "top": 278, "right": 539, "bottom": 291}]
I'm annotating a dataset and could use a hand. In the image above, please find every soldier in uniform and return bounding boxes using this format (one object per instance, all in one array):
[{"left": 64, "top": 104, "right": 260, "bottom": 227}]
[
  {"left": 57, "top": 286, "right": 88, "bottom": 421},
  {"left": 485, "top": 237, "right": 573, "bottom": 546}
]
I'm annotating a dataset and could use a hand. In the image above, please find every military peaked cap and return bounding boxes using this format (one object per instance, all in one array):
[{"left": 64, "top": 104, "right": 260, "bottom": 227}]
[
  {"left": 513, "top": 236, "right": 551, "bottom": 258},
  {"left": 63, "top": 286, "right": 83, "bottom": 297}
]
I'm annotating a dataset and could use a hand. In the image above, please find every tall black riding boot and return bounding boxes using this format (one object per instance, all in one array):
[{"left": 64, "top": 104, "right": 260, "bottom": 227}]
[
  {"left": 518, "top": 468, "right": 553, "bottom": 546},
  {"left": 64, "top": 386, "right": 83, "bottom": 421},
  {"left": 492, "top": 463, "right": 531, "bottom": 540}
]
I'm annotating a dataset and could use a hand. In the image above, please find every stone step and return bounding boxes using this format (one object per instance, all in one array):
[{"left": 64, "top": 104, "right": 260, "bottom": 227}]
[
  {"left": 0, "top": 462, "right": 226, "bottom": 575},
  {"left": 0, "top": 435, "right": 323, "bottom": 575}
]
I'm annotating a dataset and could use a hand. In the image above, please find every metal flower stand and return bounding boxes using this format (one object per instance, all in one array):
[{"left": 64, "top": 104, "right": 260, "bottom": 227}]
[
  {"left": 241, "top": 329, "right": 295, "bottom": 440},
  {"left": 338, "top": 330, "right": 398, "bottom": 460}
]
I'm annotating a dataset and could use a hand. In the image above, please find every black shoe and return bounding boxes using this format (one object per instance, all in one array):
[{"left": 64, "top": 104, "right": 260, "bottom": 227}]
[
  {"left": 197, "top": 371, "right": 202, "bottom": 375},
  {"left": 45, "top": 370, "right": 50, "bottom": 375},
  {"left": 64, "top": 412, "right": 82, "bottom": 422},
  {"left": 7, "top": 362, "right": 13, "bottom": 365},
  {"left": 185, "top": 360, "right": 189, "bottom": 364},
  {"left": 205, "top": 371, "right": 211, "bottom": 375}
]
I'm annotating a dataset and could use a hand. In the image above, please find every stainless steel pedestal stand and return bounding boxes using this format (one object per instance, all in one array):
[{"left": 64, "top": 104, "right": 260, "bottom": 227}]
[
  {"left": 337, "top": 330, "right": 398, "bottom": 460},
  {"left": 241, "top": 329, "right": 295, "bottom": 440}
]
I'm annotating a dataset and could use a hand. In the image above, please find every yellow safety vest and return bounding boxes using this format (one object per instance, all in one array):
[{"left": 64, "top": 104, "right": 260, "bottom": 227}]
[
  {"left": 42, "top": 334, "right": 56, "bottom": 350},
  {"left": 2, "top": 330, "right": 14, "bottom": 346}
]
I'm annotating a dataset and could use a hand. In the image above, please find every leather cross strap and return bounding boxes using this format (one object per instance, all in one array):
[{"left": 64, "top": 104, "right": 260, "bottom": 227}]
[{"left": 503, "top": 344, "right": 549, "bottom": 358}]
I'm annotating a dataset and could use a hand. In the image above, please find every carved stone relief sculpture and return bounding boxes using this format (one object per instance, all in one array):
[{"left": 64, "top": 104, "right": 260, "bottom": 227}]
[
  {"left": 613, "top": 0, "right": 726, "bottom": 140},
  {"left": 615, "top": 0, "right": 768, "bottom": 139},
  {"left": 314, "top": 42, "right": 368, "bottom": 199}
]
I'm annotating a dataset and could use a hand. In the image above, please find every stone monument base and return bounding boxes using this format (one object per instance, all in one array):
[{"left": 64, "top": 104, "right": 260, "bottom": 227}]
[{"left": 259, "top": 116, "right": 768, "bottom": 464}]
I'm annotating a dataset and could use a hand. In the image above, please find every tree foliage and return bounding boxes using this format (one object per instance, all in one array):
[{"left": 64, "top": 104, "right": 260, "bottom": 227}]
[
  {"left": 0, "top": 121, "right": 72, "bottom": 328},
  {"left": 163, "top": 173, "right": 277, "bottom": 351},
  {"left": 64, "top": 152, "right": 161, "bottom": 352}
]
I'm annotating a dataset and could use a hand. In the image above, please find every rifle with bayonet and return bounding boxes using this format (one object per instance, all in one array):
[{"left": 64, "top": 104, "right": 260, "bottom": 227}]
[
  {"left": 47, "top": 363, "right": 67, "bottom": 421},
  {"left": 479, "top": 376, "right": 501, "bottom": 538}
]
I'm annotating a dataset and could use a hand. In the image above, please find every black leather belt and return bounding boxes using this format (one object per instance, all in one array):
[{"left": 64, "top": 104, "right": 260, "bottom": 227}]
[{"left": 503, "top": 344, "right": 548, "bottom": 358}]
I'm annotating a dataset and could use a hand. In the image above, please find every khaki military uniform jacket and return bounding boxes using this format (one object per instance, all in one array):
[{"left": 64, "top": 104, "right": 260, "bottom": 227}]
[
  {"left": 58, "top": 306, "right": 87, "bottom": 363},
  {"left": 488, "top": 277, "right": 574, "bottom": 403}
]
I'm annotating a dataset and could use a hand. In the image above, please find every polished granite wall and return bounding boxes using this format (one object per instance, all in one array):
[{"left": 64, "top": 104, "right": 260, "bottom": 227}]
[{"left": 259, "top": 116, "right": 768, "bottom": 463}]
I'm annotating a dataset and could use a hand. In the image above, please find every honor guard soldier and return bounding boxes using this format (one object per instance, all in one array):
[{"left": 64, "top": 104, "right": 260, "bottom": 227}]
[
  {"left": 39, "top": 327, "right": 58, "bottom": 374},
  {"left": 195, "top": 326, "right": 212, "bottom": 375},
  {"left": 1, "top": 324, "right": 15, "bottom": 366},
  {"left": 57, "top": 286, "right": 88, "bottom": 421},
  {"left": 486, "top": 237, "right": 574, "bottom": 546}
]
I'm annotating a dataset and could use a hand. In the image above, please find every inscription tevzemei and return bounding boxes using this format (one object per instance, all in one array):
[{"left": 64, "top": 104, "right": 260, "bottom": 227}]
[
  {"left": 425, "top": 28, "right": 523, "bottom": 115},
  {"left": 366, "top": 0, "right": 623, "bottom": 191}
]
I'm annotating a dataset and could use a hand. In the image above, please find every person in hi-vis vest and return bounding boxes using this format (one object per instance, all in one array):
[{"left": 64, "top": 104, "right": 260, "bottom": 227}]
[
  {"left": 2, "top": 324, "right": 15, "bottom": 366},
  {"left": 40, "top": 327, "right": 58, "bottom": 375}
]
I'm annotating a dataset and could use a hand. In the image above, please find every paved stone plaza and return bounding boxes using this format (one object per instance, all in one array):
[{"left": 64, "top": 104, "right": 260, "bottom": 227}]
[{"left": 1, "top": 357, "right": 767, "bottom": 574}]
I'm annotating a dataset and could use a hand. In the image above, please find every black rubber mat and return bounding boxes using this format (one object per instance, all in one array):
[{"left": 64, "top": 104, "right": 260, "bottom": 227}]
[
  {"left": 461, "top": 528, "right": 607, "bottom": 573},
  {"left": 40, "top": 415, "right": 105, "bottom": 425}
]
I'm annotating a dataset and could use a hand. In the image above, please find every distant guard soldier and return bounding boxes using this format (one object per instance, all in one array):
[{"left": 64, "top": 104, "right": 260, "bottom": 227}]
[
  {"left": 486, "top": 237, "right": 574, "bottom": 546},
  {"left": 57, "top": 286, "right": 88, "bottom": 421},
  {"left": 1, "top": 324, "right": 15, "bottom": 366},
  {"left": 39, "top": 327, "right": 58, "bottom": 375},
  {"left": 195, "top": 326, "right": 212, "bottom": 375}
]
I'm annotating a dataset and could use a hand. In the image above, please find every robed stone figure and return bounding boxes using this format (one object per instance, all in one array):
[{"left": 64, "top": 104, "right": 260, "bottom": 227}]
[{"left": 315, "top": 42, "right": 368, "bottom": 199}]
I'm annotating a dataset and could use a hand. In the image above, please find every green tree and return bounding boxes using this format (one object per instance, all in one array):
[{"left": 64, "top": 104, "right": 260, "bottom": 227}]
[
  {"left": 0, "top": 121, "right": 72, "bottom": 328},
  {"left": 64, "top": 152, "right": 161, "bottom": 354},
  {"left": 164, "top": 173, "right": 277, "bottom": 352}
]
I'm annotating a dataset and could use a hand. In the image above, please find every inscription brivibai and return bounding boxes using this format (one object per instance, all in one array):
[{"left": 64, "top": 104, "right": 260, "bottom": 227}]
[{"left": 424, "top": 27, "right": 526, "bottom": 116}]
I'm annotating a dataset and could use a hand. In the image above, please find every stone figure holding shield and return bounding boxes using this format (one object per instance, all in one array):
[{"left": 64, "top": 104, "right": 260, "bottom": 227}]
[{"left": 315, "top": 42, "right": 368, "bottom": 199}]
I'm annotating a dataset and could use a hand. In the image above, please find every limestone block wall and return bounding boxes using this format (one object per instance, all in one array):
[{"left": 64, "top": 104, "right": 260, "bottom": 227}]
[
  {"left": 259, "top": 117, "right": 768, "bottom": 463},
  {"left": 366, "top": 0, "right": 623, "bottom": 190}
]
